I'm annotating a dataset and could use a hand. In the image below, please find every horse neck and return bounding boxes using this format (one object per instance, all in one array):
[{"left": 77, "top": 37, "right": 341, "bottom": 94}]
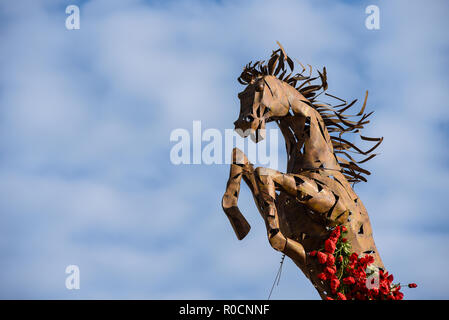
[{"left": 277, "top": 111, "right": 340, "bottom": 174}]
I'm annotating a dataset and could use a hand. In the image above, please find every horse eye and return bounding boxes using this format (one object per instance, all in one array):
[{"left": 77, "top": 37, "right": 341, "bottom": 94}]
[
  {"left": 244, "top": 115, "right": 254, "bottom": 122},
  {"left": 256, "top": 82, "right": 264, "bottom": 92}
]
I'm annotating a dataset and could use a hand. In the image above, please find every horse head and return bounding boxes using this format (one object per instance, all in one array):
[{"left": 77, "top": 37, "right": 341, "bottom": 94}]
[{"left": 234, "top": 74, "right": 307, "bottom": 143}]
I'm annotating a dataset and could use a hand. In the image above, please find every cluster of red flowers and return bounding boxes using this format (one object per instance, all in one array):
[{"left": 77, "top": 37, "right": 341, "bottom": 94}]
[{"left": 309, "top": 225, "right": 417, "bottom": 300}]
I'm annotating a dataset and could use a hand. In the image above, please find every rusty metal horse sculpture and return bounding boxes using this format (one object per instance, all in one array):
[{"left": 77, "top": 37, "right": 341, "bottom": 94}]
[{"left": 222, "top": 43, "right": 384, "bottom": 299}]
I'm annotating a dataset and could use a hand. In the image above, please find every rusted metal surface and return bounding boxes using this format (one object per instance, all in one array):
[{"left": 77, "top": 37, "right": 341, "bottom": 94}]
[{"left": 222, "top": 43, "right": 383, "bottom": 299}]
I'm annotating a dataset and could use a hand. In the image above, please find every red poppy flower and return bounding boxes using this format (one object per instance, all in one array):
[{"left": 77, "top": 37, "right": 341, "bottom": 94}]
[
  {"left": 370, "top": 288, "right": 379, "bottom": 297},
  {"left": 317, "top": 251, "right": 327, "bottom": 264},
  {"left": 343, "top": 276, "right": 355, "bottom": 285},
  {"left": 337, "top": 292, "right": 347, "bottom": 300},
  {"left": 325, "top": 266, "right": 336, "bottom": 276},
  {"left": 394, "top": 291, "right": 404, "bottom": 300},
  {"left": 324, "top": 239, "right": 336, "bottom": 254},
  {"left": 387, "top": 274, "right": 394, "bottom": 283},
  {"left": 365, "top": 255, "right": 374, "bottom": 265},
  {"left": 330, "top": 227, "right": 340, "bottom": 241},
  {"left": 326, "top": 254, "right": 335, "bottom": 266},
  {"left": 318, "top": 272, "right": 327, "bottom": 281},
  {"left": 349, "top": 253, "right": 358, "bottom": 262},
  {"left": 380, "top": 282, "right": 390, "bottom": 295},
  {"left": 330, "top": 277, "right": 340, "bottom": 293}
]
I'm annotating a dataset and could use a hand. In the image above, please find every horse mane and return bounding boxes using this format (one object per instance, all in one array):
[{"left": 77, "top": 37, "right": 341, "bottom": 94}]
[{"left": 238, "top": 42, "right": 383, "bottom": 184}]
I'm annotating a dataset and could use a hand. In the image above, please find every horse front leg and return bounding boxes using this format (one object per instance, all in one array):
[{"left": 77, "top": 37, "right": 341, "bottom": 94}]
[
  {"left": 254, "top": 167, "right": 306, "bottom": 266},
  {"left": 222, "top": 150, "right": 307, "bottom": 267},
  {"left": 222, "top": 148, "right": 258, "bottom": 240}
]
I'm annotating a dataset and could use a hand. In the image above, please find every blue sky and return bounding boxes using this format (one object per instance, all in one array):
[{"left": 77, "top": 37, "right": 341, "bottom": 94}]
[{"left": 0, "top": 0, "right": 448, "bottom": 299}]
